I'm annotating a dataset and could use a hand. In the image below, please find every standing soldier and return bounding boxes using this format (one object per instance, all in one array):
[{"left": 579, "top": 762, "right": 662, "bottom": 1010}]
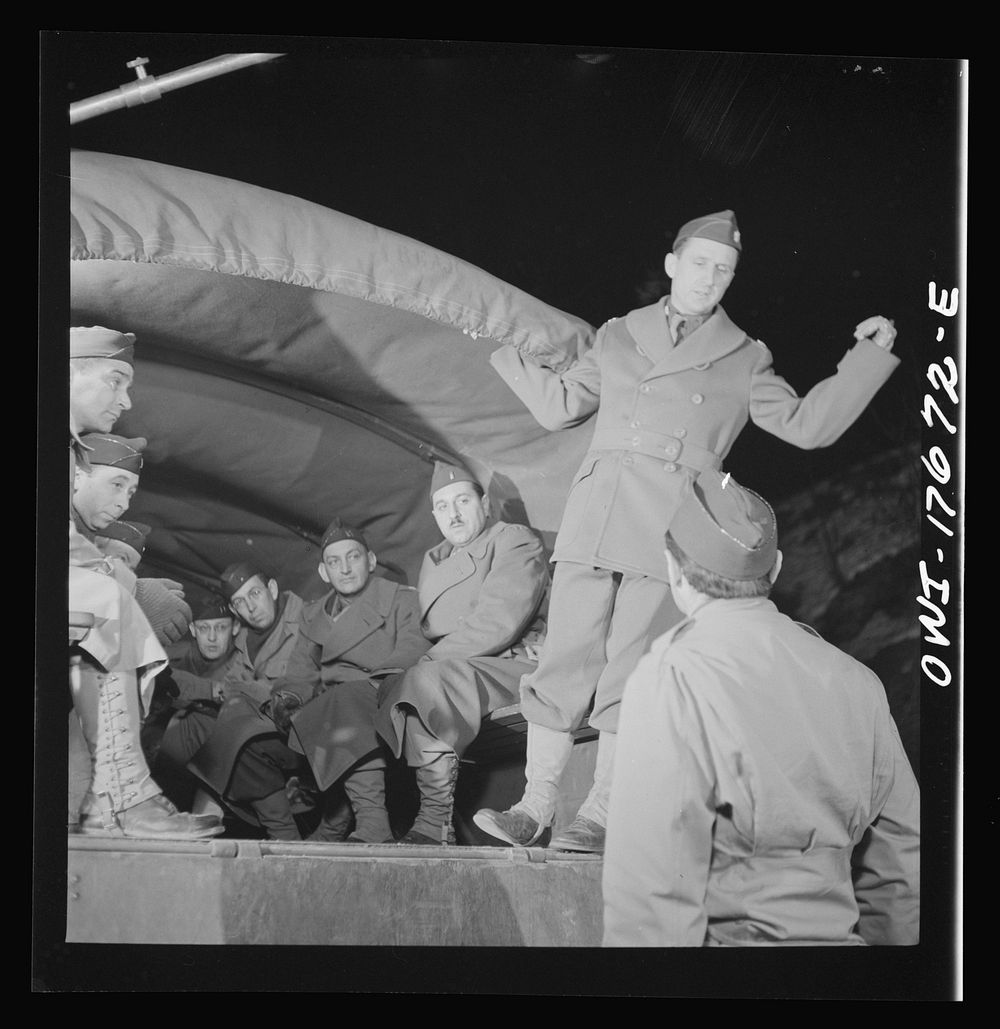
[{"left": 476, "top": 211, "right": 901, "bottom": 854}]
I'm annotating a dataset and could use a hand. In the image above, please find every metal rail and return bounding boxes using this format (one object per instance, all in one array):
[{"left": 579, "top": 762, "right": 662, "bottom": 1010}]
[
  {"left": 68, "top": 835, "right": 601, "bottom": 862},
  {"left": 70, "top": 53, "right": 284, "bottom": 124}
]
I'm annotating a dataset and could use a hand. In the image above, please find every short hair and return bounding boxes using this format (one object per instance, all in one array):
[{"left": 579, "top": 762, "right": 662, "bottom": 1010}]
[{"left": 664, "top": 533, "right": 772, "bottom": 599}]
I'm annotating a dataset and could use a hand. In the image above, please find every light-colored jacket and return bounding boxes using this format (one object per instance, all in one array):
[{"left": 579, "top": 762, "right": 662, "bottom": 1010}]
[
  {"left": 602, "top": 597, "right": 920, "bottom": 947},
  {"left": 491, "top": 300, "right": 899, "bottom": 581},
  {"left": 418, "top": 520, "right": 549, "bottom": 660}
]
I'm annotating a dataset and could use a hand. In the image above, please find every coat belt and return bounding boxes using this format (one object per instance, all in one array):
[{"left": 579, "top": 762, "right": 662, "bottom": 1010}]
[{"left": 590, "top": 432, "right": 722, "bottom": 472}]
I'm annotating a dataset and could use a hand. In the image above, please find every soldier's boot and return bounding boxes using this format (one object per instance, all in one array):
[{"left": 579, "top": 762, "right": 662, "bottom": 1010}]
[
  {"left": 343, "top": 755, "right": 395, "bottom": 843},
  {"left": 473, "top": 723, "right": 574, "bottom": 847},
  {"left": 73, "top": 661, "right": 222, "bottom": 840},
  {"left": 400, "top": 750, "right": 460, "bottom": 846},
  {"left": 549, "top": 730, "right": 616, "bottom": 854},
  {"left": 307, "top": 786, "right": 354, "bottom": 842},
  {"left": 250, "top": 788, "right": 302, "bottom": 841}
]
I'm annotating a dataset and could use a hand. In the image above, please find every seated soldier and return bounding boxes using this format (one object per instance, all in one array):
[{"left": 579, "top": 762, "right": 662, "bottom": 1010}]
[
  {"left": 167, "top": 563, "right": 307, "bottom": 838},
  {"left": 277, "top": 521, "right": 430, "bottom": 843},
  {"left": 374, "top": 462, "right": 550, "bottom": 846},
  {"left": 94, "top": 518, "right": 151, "bottom": 572},
  {"left": 601, "top": 470, "right": 920, "bottom": 947},
  {"left": 152, "top": 595, "right": 238, "bottom": 807},
  {"left": 73, "top": 433, "right": 191, "bottom": 647},
  {"left": 69, "top": 325, "right": 217, "bottom": 839}
]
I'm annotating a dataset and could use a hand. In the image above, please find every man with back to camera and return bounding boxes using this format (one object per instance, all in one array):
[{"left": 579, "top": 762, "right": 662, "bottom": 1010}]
[
  {"left": 475, "top": 210, "right": 901, "bottom": 855},
  {"left": 601, "top": 469, "right": 920, "bottom": 946},
  {"left": 68, "top": 325, "right": 219, "bottom": 839},
  {"left": 375, "top": 461, "right": 549, "bottom": 845}
]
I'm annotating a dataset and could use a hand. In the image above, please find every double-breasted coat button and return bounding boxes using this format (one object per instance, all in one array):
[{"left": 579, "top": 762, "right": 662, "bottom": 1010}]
[
  {"left": 664, "top": 442, "right": 679, "bottom": 458},
  {"left": 630, "top": 420, "right": 640, "bottom": 429},
  {"left": 631, "top": 437, "right": 640, "bottom": 445},
  {"left": 676, "top": 428, "right": 687, "bottom": 438},
  {"left": 640, "top": 384, "right": 651, "bottom": 393},
  {"left": 663, "top": 463, "right": 678, "bottom": 473},
  {"left": 691, "top": 393, "right": 704, "bottom": 404},
  {"left": 623, "top": 455, "right": 635, "bottom": 466}
]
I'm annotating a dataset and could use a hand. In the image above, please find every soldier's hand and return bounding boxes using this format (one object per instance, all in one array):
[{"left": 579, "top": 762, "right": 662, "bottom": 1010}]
[
  {"left": 134, "top": 578, "right": 193, "bottom": 645},
  {"left": 854, "top": 315, "right": 897, "bottom": 351},
  {"left": 266, "top": 690, "right": 303, "bottom": 734}
]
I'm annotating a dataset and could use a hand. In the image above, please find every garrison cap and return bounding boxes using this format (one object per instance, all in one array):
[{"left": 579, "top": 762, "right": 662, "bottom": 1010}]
[
  {"left": 80, "top": 433, "right": 146, "bottom": 474},
  {"left": 95, "top": 519, "right": 151, "bottom": 555},
  {"left": 673, "top": 210, "right": 742, "bottom": 253},
  {"left": 668, "top": 470, "right": 777, "bottom": 580},
  {"left": 321, "top": 519, "right": 369, "bottom": 555},
  {"left": 191, "top": 595, "right": 234, "bottom": 622},
  {"left": 430, "top": 460, "right": 480, "bottom": 500},
  {"left": 70, "top": 326, "right": 136, "bottom": 366},
  {"left": 219, "top": 561, "right": 268, "bottom": 600}
]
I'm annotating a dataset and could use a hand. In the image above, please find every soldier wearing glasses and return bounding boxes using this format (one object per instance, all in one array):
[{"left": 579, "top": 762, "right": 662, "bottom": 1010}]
[{"left": 159, "top": 563, "right": 308, "bottom": 834}]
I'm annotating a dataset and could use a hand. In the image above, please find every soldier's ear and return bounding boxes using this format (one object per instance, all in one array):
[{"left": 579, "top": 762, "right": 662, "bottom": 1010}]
[
  {"left": 662, "top": 547, "right": 683, "bottom": 590},
  {"left": 367, "top": 551, "right": 377, "bottom": 573},
  {"left": 317, "top": 562, "right": 331, "bottom": 585},
  {"left": 664, "top": 251, "right": 678, "bottom": 280},
  {"left": 267, "top": 578, "right": 279, "bottom": 600},
  {"left": 480, "top": 493, "right": 491, "bottom": 518},
  {"left": 768, "top": 550, "right": 783, "bottom": 586}
]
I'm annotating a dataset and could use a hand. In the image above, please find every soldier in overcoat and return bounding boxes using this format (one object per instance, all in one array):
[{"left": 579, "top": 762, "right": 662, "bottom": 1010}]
[
  {"left": 475, "top": 210, "right": 901, "bottom": 854},
  {"left": 375, "top": 462, "right": 549, "bottom": 845},
  {"left": 279, "top": 522, "right": 429, "bottom": 842},
  {"left": 173, "top": 562, "right": 307, "bottom": 835},
  {"left": 602, "top": 470, "right": 920, "bottom": 946}
]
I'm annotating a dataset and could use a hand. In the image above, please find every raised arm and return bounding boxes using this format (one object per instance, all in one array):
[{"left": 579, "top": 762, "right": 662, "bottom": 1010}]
[
  {"left": 750, "top": 316, "right": 900, "bottom": 449},
  {"left": 489, "top": 330, "right": 604, "bottom": 431}
]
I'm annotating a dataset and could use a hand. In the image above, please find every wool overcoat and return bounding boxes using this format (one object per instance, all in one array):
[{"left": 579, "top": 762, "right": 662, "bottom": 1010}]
[
  {"left": 284, "top": 576, "right": 430, "bottom": 791},
  {"left": 375, "top": 520, "right": 549, "bottom": 758},
  {"left": 491, "top": 300, "right": 900, "bottom": 582}
]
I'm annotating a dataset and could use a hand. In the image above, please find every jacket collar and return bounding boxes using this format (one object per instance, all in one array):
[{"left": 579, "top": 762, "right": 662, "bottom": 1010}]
[
  {"left": 236, "top": 590, "right": 302, "bottom": 660},
  {"left": 304, "top": 578, "right": 397, "bottom": 654},
  {"left": 426, "top": 519, "right": 503, "bottom": 565},
  {"left": 624, "top": 299, "right": 747, "bottom": 376}
]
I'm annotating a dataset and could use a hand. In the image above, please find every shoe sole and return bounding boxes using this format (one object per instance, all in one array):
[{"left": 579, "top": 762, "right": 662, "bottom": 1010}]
[
  {"left": 472, "top": 810, "right": 541, "bottom": 847},
  {"left": 79, "top": 825, "right": 226, "bottom": 841},
  {"left": 548, "top": 838, "right": 604, "bottom": 854}
]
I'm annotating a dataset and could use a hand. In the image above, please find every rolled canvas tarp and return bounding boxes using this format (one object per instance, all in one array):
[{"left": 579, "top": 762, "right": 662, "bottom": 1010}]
[{"left": 69, "top": 150, "right": 597, "bottom": 598}]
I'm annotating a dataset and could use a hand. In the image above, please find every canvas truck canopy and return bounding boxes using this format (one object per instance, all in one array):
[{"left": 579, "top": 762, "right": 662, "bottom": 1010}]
[{"left": 69, "top": 150, "right": 597, "bottom": 600}]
